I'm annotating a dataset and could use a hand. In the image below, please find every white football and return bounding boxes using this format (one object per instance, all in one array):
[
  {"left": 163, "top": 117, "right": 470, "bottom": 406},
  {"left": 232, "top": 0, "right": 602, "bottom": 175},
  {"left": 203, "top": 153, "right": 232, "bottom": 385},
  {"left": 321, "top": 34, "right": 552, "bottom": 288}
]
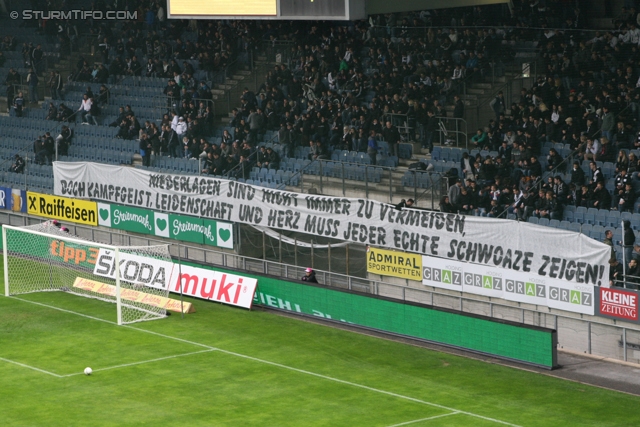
[{"left": 84, "top": 367, "right": 92, "bottom": 375}]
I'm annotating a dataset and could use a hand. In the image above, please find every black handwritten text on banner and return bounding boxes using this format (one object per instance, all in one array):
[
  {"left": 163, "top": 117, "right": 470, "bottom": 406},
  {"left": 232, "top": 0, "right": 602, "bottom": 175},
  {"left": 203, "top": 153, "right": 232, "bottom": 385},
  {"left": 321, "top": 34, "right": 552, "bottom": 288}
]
[{"left": 53, "top": 162, "right": 611, "bottom": 285}]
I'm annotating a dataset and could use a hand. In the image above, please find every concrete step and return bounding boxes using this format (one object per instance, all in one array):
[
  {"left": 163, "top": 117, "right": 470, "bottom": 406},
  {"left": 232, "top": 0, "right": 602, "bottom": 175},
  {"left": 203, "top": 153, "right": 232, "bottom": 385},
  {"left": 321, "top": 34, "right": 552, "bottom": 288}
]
[{"left": 236, "top": 70, "right": 252, "bottom": 76}]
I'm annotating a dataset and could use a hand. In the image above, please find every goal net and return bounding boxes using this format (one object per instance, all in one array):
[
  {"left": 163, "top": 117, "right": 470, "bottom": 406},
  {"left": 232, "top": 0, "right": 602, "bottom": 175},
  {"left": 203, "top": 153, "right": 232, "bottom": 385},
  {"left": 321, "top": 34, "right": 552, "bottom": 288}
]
[{"left": 3, "top": 222, "right": 175, "bottom": 325}]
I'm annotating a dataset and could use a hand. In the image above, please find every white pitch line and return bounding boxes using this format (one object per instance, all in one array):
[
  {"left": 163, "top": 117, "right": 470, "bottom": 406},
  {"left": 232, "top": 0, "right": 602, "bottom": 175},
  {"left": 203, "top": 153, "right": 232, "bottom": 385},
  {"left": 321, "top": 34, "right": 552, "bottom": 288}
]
[
  {"left": 386, "top": 412, "right": 461, "bottom": 427},
  {"left": 0, "top": 356, "right": 63, "bottom": 378},
  {"left": 10, "top": 296, "right": 218, "bottom": 351},
  {"left": 10, "top": 297, "right": 522, "bottom": 427},
  {"left": 61, "top": 349, "right": 217, "bottom": 377},
  {"left": 11, "top": 297, "right": 118, "bottom": 325},
  {"left": 204, "top": 347, "right": 522, "bottom": 427}
]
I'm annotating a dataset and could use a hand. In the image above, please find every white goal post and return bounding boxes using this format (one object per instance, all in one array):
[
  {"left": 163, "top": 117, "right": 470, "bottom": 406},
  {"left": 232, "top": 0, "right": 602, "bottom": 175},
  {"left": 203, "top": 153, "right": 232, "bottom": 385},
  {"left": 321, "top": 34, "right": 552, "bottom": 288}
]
[{"left": 2, "top": 222, "right": 175, "bottom": 325}]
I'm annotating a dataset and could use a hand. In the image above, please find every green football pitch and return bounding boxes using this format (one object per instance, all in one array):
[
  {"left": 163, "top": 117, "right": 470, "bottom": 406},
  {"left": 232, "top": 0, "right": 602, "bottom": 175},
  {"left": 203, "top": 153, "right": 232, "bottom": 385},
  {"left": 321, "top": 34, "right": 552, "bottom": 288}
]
[{"left": 1, "top": 289, "right": 639, "bottom": 427}]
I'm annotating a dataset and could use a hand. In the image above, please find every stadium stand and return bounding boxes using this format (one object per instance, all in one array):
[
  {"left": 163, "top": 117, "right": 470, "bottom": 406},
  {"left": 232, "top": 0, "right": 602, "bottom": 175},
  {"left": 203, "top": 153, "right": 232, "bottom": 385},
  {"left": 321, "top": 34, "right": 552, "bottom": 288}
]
[{"left": 3, "top": 0, "right": 640, "bottom": 265}]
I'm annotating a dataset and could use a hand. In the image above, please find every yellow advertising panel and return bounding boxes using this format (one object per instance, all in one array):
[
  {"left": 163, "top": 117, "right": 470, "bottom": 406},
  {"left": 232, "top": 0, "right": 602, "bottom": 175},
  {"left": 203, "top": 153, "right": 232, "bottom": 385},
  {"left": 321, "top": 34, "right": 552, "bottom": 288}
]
[
  {"left": 27, "top": 192, "right": 98, "bottom": 226},
  {"left": 367, "top": 247, "right": 422, "bottom": 280},
  {"left": 169, "top": 0, "right": 277, "bottom": 16},
  {"left": 73, "top": 277, "right": 195, "bottom": 313}
]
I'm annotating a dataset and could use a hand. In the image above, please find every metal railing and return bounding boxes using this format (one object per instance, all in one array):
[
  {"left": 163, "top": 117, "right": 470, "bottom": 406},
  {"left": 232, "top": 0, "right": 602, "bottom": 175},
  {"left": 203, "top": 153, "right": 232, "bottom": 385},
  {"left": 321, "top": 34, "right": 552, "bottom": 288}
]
[
  {"left": 436, "top": 116, "right": 468, "bottom": 149},
  {"left": 1, "top": 209, "right": 639, "bottom": 364},
  {"left": 460, "top": 58, "right": 539, "bottom": 133},
  {"left": 292, "top": 157, "right": 443, "bottom": 209},
  {"left": 382, "top": 112, "right": 412, "bottom": 141},
  {"left": 400, "top": 169, "right": 446, "bottom": 208},
  {"left": 9, "top": 83, "right": 42, "bottom": 104},
  {"left": 261, "top": 40, "right": 296, "bottom": 67}
]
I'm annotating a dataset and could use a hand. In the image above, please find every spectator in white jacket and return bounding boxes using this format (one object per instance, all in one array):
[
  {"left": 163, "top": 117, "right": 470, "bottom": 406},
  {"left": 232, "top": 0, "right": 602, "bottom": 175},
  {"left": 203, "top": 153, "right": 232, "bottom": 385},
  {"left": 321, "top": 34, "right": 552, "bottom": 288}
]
[
  {"left": 170, "top": 111, "right": 179, "bottom": 131},
  {"left": 175, "top": 116, "right": 187, "bottom": 139},
  {"left": 78, "top": 94, "right": 97, "bottom": 125}
]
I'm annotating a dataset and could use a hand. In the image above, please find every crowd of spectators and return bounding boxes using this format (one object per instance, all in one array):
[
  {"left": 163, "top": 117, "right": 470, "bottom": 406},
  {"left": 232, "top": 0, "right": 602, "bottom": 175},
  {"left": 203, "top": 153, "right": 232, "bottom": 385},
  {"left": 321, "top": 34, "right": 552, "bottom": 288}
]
[
  {"left": 5, "top": 0, "right": 558, "bottom": 171},
  {"left": 6, "top": 0, "right": 640, "bottom": 285},
  {"left": 7, "top": 1, "right": 639, "bottom": 191},
  {"left": 28, "top": 1, "right": 550, "bottom": 177},
  {"left": 441, "top": 4, "right": 640, "bottom": 224},
  {"left": 125, "top": 3, "right": 550, "bottom": 173}
]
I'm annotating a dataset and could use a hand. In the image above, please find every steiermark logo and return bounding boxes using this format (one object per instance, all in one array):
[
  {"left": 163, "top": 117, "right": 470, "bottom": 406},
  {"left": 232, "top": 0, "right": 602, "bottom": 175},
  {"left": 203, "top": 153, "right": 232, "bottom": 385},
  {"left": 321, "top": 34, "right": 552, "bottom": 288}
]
[
  {"left": 156, "top": 218, "right": 167, "bottom": 232},
  {"left": 154, "top": 212, "right": 169, "bottom": 238},
  {"left": 216, "top": 222, "right": 233, "bottom": 249},
  {"left": 97, "top": 202, "right": 111, "bottom": 227}
]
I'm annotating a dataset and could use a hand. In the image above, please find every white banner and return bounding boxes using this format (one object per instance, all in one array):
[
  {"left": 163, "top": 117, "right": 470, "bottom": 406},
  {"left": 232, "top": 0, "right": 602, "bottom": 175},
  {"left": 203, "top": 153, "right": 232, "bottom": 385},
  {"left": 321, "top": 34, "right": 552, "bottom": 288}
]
[
  {"left": 92, "top": 248, "right": 257, "bottom": 309},
  {"left": 55, "top": 162, "right": 610, "bottom": 286},
  {"left": 173, "top": 264, "right": 256, "bottom": 308},
  {"left": 93, "top": 248, "right": 176, "bottom": 291},
  {"left": 422, "top": 255, "right": 595, "bottom": 315}
]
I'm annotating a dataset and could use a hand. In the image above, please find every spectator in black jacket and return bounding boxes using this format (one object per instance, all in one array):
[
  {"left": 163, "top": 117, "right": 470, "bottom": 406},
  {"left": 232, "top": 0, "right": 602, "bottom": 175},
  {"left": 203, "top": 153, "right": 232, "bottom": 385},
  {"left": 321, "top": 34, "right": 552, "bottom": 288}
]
[
  {"left": 12, "top": 91, "right": 24, "bottom": 117},
  {"left": 617, "top": 183, "right": 637, "bottom": 213},
  {"left": 439, "top": 196, "right": 456, "bottom": 213},
  {"left": 46, "top": 102, "right": 57, "bottom": 120},
  {"left": 610, "top": 258, "right": 624, "bottom": 287},
  {"left": 301, "top": 268, "right": 318, "bottom": 283},
  {"left": 424, "top": 110, "right": 438, "bottom": 151},
  {"left": 453, "top": 95, "right": 464, "bottom": 119},
  {"left": 33, "top": 135, "right": 47, "bottom": 165},
  {"left": 532, "top": 190, "right": 550, "bottom": 219},
  {"left": 382, "top": 121, "right": 400, "bottom": 157},
  {"left": 164, "top": 79, "right": 180, "bottom": 107},
  {"left": 98, "top": 85, "right": 110, "bottom": 106},
  {"left": 235, "top": 155, "right": 251, "bottom": 179},
  {"left": 395, "top": 199, "right": 415, "bottom": 210},
  {"left": 528, "top": 156, "right": 543, "bottom": 180},
  {"left": 590, "top": 181, "right": 612, "bottom": 210},
  {"left": 623, "top": 259, "right": 640, "bottom": 290},
  {"left": 546, "top": 148, "right": 562, "bottom": 172},
  {"left": 265, "top": 147, "right": 280, "bottom": 170},
  {"left": 204, "top": 152, "right": 224, "bottom": 175},
  {"left": 457, "top": 187, "right": 476, "bottom": 214},
  {"left": 5, "top": 68, "right": 21, "bottom": 111},
  {"left": 56, "top": 126, "right": 73, "bottom": 156},
  {"left": 570, "top": 161, "right": 585, "bottom": 187},
  {"left": 140, "top": 134, "right": 152, "bottom": 166},
  {"left": 589, "top": 161, "right": 605, "bottom": 187},
  {"left": 48, "top": 71, "right": 63, "bottom": 100},
  {"left": 9, "top": 154, "right": 24, "bottom": 173},
  {"left": 623, "top": 220, "right": 636, "bottom": 264},
  {"left": 56, "top": 103, "right": 73, "bottom": 122}
]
